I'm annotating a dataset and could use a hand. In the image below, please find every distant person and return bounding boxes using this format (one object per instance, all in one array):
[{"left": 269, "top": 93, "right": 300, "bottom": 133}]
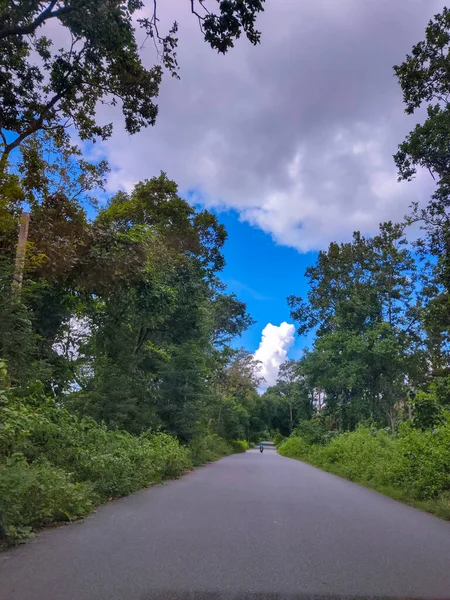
[{"left": 259, "top": 443, "right": 264, "bottom": 453}]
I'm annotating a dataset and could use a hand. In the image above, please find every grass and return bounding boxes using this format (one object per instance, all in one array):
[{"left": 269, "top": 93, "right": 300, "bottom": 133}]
[{"left": 278, "top": 424, "right": 450, "bottom": 521}]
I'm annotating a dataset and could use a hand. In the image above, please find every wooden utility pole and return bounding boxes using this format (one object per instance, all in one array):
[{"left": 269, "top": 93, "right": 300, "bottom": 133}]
[{"left": 12, "top": 211, "right": 30, "bottom": 296}]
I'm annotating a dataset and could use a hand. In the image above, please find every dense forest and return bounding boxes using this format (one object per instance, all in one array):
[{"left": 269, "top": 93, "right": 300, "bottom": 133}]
[
  {"left": 2, "top": 1, "right": 450, "bottom": 541},
  {"left": 0, "top": 0, "right": 267, "bottom": 542}
]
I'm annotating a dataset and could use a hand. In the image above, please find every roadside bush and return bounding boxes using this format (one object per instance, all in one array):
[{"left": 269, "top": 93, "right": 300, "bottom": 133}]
[
  {"left": 0, "top": 394, "right": 247, "bottom": 543},
  {"left": 0, "top": 454, "right": 92, "bottom": 542},
  {"left": 278, "top": 415, "right": 450, "bottom": 515},
  {"left": 0, "top": 398, "right": 192, "bottom": 542},
  {"left": 394, "top": 421, "right": 450, "bottom": 499},
  {"left": 272, "top": 431, "right": 285, "bottom": 447},
  {"left": 278, "top": 435, "right": 310, "bottom": 459},
  {"left": 293, "top": 417, "right": 329, "bottom": 445},
  {"left": 189, "top": 434, "right": 233, "bottom": 466},
  {"left": 279, "top": 427, "right": 397, "bottom": 486},
  {"left": 229, "top": 440, "right": 249, "bottom": 453},
  {"left": 1, "top": 401, "right": 192, "bottom": 498},
  {"left": 312, "top": 428, "right": 396, "bottom": 485},
  {"left": 410, "top": 391, "right": 445, "bottom": 430},
  {"left": 143, "top": 430, "right": 193, "bottom": 480}
]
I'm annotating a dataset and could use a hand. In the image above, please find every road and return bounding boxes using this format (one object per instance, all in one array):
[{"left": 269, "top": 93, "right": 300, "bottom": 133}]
[{"left": 2, "top": 447, "right": 450, "bottom": 600}]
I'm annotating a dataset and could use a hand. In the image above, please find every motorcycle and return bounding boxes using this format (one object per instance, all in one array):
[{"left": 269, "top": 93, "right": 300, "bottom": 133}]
[{"left": 259, "top": 445, "right": 264, "bottom": 453}]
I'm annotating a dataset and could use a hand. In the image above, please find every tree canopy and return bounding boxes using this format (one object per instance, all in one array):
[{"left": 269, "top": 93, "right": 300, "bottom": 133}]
[{"left": 0, "top": 0, "right": 265, "bottom": 163}]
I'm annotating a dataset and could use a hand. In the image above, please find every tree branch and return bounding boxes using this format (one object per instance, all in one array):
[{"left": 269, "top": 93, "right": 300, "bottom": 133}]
[
  {"left": 2, "top": 91, "right": 65, "bottom": 160},
  {"left": 133, "top": 326, "right": 150, "bottom": 355},
  {"left": 190, "top": 0, "right": 206, "bottom": 32},
  {"left": 0, "top": 2, "right": 80, "bottom": 40}
]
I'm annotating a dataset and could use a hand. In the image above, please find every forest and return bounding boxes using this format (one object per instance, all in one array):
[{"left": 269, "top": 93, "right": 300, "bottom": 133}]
[
  {"left": 0, "top": 0, "right": 268, "bottom": 543},
  {"left": 1, "top": 1, "right": 450, "bottom": 542}
]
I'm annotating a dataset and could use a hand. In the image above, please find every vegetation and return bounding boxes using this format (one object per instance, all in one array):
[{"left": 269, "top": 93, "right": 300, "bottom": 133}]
[
  {"left": 0, "top": 0, "right": 264, "bottom": 162},
  {"left": 0, "top": 0, "right": 267, "bottom": 544},
  {"left": 278, "top": 420, "right": 450, "bottom": 519},
  {"left": 0, "top": 358, "right": 255, "bottom": 543},
  {"left": 3, "top": 0, "right": 450, "bottom": 547},
  {"left": 264, "top": 7, "right": 450, "bottom": 519},
  {"left": 0, "top": 172, "right": 266, "bottom": 542}
]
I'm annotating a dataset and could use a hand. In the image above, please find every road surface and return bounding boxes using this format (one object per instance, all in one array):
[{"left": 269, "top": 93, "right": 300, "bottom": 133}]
[{"left": 2, "top": 447, "right": 450, "bottom": 600}]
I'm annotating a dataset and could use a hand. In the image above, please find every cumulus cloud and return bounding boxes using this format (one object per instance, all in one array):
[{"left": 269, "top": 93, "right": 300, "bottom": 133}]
[
  {"left": 96, "top": 0, "right": 442, "bottom": 251},
  {"left": 254, "top": 322, "right": 295, "bottom": 389}
]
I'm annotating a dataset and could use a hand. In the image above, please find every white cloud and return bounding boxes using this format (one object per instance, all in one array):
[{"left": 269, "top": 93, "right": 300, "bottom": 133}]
[
  {"left": 96, "top": 0, "right": 442, "bottom": 252},
  {"left": 254, "top": 322, "right": 295, "bottom": 390}
]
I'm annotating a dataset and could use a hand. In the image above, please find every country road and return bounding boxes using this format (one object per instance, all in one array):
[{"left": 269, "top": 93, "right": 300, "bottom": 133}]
[{"left": 2, "top": 447, "right": 450, "bottom": 600}]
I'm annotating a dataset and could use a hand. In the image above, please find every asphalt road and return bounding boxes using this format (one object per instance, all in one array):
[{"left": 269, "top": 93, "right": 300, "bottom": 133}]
[{"left": 2, "top": 447, "right": 450, "bottom": 600}]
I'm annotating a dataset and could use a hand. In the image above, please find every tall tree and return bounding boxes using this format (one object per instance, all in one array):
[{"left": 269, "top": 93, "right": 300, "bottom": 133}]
[
  {"left": 288, "top": 224, "right": 423, "bottom": 430},
  {"left": 394, "top": 7, "right": 450, "bottom": 383}
]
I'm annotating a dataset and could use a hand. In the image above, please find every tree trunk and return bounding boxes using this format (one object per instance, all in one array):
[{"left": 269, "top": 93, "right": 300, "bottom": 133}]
[{"left": 12, "top": 211, "right": 30, "bottom": 296}]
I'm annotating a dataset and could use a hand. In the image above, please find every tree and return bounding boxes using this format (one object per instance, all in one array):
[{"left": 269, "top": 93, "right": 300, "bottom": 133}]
[
  {"left": 208, "top": 348, "right": 262, "bottom": 441},
  {"left": 0, "top": 0, "right": 265, "bottom": 163},
  {"left": 394, "top": 7, "right": 450, "bottom": 385},
  {"left": 45, "top": 174, "right": 256, "bottom": 439},
  {"left": 288, "top": 224, "right": 424, "bottom": 430},
  {"left": 288, "top": 231, "right": 380, "bottom": 337},
  {"left": 209, "top": 291, "right": 255, "bottom": 347},
  {"left": 269, "top": 360, "right": 313, "bottom": 434}
]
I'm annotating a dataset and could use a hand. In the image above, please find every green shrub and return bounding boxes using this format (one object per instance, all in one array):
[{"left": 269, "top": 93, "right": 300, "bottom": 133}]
[
  {"left": 0, "top": 398, "right": 193, "bottom": 542},
  {"left": 272, "top": 431, "right": 285, "bottom": 447},
  {"left": 278, "top": 435, "right": 311, "bottom": 459},
  {"left": 279, "top": 415, "right": 450, "bottom": 512},
  {"left": 293, "top": 417, "right": 329, "bottom": 445},
  {"left": 0, "top": 454, "right": 92, "bottom": 542},
  {"left": 411, "top": 391, "right": 445, "bottom": 430},
  {"left": 394, "top": 421, "right": 450, "bottom": 499},
  {"left": 189, "top": 434, "right": 232, "bottom": 466},
  {"left": 280, "top": 427, "right": 397, "bottom": 486},
  {"left": 188, "top": 435, "right": 247, "bottom": 465},
  {"left": 0, "top": 394, "right": 248, "bottom": 543},
  {"left": 229, "top": 440, "right": 249, "bottom": 453}
]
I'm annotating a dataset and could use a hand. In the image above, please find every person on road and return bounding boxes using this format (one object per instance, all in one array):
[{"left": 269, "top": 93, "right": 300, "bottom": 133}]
[{"left": 259, "top": 443, "right": 264, "bottom": 453}]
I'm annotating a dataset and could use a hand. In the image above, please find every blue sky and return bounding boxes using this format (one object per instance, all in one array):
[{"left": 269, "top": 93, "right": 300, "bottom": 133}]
[
  {"left": 214, "top": 209, "right": 317, "bottom": 356},
  {"left": 93, "top": 0, "right": 441, "bottom": 386},
  {"left": 7, "top": 0, "right": 441, "bottom": 388}
]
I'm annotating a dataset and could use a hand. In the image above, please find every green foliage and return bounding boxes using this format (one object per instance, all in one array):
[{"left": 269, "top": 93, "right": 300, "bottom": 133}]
[
  {"left": 272, "top": 431, "right": 285, "bottom": 447},
  {"left": 410, "top": 390, "right": 445, "bottom": 430},
  {"left": 278, "top": 436, "right": 311, "bottom": 460},
  {"left": 293, "top": 417, "right": 331, "bottom": 445},
  {"left": 229, "top": 440, "right": 249, "bottom": 453},
  {"left": 1, "top": 399, "right": 192, "bottom": 497},
  {"left": 189, "top": 435, "right": 234, "bottom": 467},
  {"left": 394, "top": 7, "right": 450, "bottom": 348},
  {"left": 434, "top": 376, "right": 450, "bottom": 406},
  {"left": 288, "top": 223, "right": 422, "bottom": 431},
  {"left": 0, "top": 1, "right": 264, "bottom": 164},
  {"left": 0, "top": 163, "right": 264, "bottom": 545},
  {"left": 279, "top": 416, "right": 450, "bottom": 514},
  {"left": 0, "top": 454, "right": 92, "bottom": 542},
  {"left": 0, "top": 383, "right": 251, "bottom": 543},
  {"left": 0, "top": 172, "right": 257, "bottom": 442},
  {"left": 0, "top": 395, "right": 193, "bottom": 543}
]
